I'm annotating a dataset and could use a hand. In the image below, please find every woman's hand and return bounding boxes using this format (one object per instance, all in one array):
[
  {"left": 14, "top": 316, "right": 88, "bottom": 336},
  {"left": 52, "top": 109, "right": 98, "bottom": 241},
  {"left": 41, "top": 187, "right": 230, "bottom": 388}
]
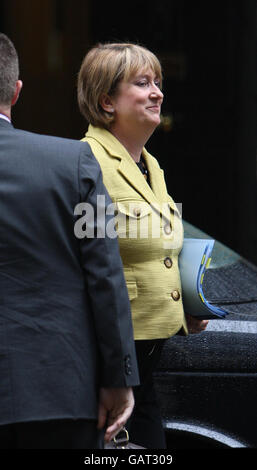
[{"left": 186, "top": 314, "right": 209, "bottom": 334}]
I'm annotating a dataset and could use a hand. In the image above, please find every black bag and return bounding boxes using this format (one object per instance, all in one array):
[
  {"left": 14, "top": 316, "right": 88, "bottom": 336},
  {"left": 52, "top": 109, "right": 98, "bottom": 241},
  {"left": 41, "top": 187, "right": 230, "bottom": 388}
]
[{"left": 104, "top": 427, "right": 145, "bottom": 449}]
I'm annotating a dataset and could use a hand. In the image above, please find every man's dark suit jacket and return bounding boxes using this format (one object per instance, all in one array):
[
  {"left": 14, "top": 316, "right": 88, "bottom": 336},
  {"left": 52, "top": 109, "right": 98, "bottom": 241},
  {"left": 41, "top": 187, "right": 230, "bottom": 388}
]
[{"left": 0, "top": 119, "right": 139, "bottom": 426}]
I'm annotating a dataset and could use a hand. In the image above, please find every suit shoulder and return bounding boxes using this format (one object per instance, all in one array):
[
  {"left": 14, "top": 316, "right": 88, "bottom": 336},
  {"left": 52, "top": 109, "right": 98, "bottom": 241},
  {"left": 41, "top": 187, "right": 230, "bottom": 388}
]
[{"left": 14, "top": 127, "right": 94, "bottom": 159}]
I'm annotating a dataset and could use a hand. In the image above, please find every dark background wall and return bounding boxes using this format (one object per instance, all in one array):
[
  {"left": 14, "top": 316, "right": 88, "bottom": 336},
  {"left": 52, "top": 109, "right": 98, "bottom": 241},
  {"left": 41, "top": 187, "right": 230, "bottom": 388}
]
[{"left": 1, "top": 0, "right": 256, "bottom": 264}]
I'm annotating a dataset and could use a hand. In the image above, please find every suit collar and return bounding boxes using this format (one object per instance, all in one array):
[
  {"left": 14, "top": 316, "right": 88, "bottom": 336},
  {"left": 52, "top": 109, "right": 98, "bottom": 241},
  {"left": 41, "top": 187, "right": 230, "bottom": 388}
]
[
  {"left": 86, "top": 124, "right": 131, "bottom": 160},
  {"left": 85, "top": 125, "right": 177, "bottom": 219},
  {"left": 86, "top": 125, "right": 156, "bottom": 199},
  {"left": 0, "top": 118, "right": 13, "bottom": 129}
]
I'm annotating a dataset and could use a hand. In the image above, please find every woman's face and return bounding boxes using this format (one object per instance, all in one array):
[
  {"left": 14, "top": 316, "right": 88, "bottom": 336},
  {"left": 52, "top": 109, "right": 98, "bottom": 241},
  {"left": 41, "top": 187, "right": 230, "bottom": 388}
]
[{"left": 109, "top": 68, "right": 164, "bottom": 134}]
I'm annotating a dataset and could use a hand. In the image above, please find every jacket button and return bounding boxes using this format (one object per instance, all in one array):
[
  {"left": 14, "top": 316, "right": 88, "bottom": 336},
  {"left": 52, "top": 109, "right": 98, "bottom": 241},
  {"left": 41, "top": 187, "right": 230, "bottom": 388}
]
[
  {"left": 164, "top": 257, "right": 173, "bottom": 268},
  {"left": 133, "top": 208, "right": 141, "bottom": 217},
  {"left": 124, "top": 355, "right": 132, "bottom": 375},
  {"left": 164, "top": 223, "right": 172, "bottom": 235},
  {"left": 171, "top": 289, "right": 180, "bottom": 301}
]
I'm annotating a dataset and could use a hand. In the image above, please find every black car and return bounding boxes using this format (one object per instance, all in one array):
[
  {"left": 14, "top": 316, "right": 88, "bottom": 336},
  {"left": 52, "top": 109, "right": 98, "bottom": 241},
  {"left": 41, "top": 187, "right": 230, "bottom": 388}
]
[{"left": 155, "top": 221, "right": 257, "bottom": 449}]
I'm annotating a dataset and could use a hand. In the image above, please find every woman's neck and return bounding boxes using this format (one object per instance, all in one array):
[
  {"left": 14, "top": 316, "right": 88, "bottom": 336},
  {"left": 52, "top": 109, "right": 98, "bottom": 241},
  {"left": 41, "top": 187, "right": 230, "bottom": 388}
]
[{"left": 110, "top": 125, "right": 153, "bottom": 162}]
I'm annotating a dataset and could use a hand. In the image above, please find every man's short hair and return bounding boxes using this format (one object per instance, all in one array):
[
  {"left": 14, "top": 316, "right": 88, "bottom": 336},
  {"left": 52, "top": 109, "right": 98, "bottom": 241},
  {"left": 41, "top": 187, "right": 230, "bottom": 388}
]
[
  {"left": 77, "top": 42, "right": 162, "bottom": 129},
  {"left": 0, "top": 33, "right": 19, "bottom": 106}
]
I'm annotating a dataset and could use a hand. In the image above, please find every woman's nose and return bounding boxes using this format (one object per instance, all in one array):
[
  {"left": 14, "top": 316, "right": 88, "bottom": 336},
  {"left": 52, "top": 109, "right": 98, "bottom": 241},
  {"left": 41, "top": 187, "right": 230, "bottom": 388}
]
[{"left": 150, "top": 85, "right": 164, "bottom": 100}]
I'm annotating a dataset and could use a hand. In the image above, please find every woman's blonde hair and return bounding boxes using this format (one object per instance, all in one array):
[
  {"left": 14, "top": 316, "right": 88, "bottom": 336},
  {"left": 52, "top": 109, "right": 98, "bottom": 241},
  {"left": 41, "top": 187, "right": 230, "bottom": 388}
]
[{"left": 77, "top": 42, "right": 162, "bottom": 129}]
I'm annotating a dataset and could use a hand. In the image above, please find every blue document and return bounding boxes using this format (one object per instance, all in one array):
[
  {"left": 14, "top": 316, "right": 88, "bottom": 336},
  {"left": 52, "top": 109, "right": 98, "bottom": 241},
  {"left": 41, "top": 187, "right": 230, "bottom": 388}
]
[{"left": 179, "top": 238, "right": 228, "bottom": 319}]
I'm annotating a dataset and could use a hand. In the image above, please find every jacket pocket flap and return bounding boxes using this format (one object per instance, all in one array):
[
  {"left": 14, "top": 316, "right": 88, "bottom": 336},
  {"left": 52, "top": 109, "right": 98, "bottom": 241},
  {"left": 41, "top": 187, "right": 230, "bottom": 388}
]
[{"left": 116, "top": 201, "right": 152, "bottom": 219}]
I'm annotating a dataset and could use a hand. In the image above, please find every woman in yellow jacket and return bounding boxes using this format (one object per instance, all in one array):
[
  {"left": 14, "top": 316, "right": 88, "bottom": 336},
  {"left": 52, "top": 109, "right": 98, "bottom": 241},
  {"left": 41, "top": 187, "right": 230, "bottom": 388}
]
[{"left": 77, "top": 43, "right": 208, "bottom": 448}]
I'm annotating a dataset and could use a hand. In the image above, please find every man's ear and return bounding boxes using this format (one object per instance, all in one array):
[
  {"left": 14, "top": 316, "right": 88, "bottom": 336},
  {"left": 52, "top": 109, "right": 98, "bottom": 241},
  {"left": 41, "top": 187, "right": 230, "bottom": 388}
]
[
  {"left": 11, "top": 80, "right": 23, "bottom": 107},
  {"left": 100, "top": 93, "right": 114, "bottom": 113}
]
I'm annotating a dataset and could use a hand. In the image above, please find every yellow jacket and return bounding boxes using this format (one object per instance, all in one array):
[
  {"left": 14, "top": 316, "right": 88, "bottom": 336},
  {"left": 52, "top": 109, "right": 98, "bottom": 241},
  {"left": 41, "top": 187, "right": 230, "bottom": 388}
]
[{"left": 82, "top": 125, "right": 188, "bottom": 339}]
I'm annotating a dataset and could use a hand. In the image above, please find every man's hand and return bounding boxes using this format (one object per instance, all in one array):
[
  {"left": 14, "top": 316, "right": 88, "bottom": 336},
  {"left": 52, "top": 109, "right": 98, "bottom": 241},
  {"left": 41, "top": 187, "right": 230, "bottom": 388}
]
[
  {"left": 186, "top": 314, "right": 209, "bottom": 334},
  {"left": 98, "top": 387, "right": 134, "bottom": 442}
]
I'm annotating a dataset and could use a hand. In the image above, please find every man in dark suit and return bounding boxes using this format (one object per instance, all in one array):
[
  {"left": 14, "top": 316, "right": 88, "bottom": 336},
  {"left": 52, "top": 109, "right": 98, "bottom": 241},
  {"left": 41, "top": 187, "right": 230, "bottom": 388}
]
[{"left": 0, "top": 33, "right": 139, "bottom": 449}]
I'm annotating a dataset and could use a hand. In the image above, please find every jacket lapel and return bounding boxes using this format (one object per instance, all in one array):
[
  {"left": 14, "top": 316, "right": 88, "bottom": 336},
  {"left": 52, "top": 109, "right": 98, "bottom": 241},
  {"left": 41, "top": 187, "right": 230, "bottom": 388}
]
[
  {"left": 118, "top": 150, "right": 178, "bottom": 224},
  {"left": 142, "top": 148, "right": 179, "bottom": 219},
  {"left": 118, "top": 157, "right": 157, "bottom": 205},
  {"left": 86, "top": 125, "right": 177, "bottom": 222}
]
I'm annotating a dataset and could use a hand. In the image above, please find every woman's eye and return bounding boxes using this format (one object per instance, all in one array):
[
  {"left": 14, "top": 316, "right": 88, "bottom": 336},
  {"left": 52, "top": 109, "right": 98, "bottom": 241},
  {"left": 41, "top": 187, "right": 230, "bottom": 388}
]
[{"left": 136, "top": 80, "right": 161, "bottom": 88}]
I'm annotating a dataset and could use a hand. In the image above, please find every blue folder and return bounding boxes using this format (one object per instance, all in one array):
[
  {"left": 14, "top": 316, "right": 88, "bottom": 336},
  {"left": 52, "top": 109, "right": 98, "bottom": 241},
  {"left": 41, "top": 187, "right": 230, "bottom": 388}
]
[{"left": 179, "top": 238, "right": 228, "bottom": 319}]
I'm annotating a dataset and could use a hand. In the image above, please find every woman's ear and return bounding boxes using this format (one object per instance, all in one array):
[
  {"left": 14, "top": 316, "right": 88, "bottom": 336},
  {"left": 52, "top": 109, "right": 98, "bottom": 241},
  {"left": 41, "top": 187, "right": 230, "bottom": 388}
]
[{"left": 100, "top": 93, "right": 114, "bottom": 113}]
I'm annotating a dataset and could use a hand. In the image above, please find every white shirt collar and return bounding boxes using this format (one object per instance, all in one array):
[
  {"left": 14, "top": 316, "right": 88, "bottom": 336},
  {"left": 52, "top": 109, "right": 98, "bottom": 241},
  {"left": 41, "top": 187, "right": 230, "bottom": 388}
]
[{"left": 0, "top": 113, "right": 11, "bottom": 123}]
